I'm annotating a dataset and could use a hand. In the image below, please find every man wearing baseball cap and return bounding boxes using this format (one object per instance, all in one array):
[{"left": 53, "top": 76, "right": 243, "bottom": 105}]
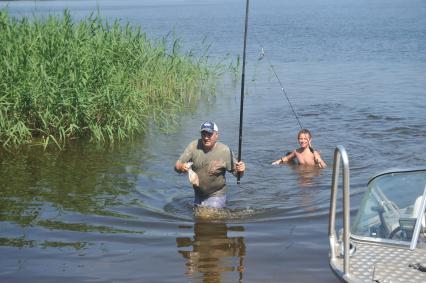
[{"left": 175, "top": 121, "right": 246, "bottom": 208}]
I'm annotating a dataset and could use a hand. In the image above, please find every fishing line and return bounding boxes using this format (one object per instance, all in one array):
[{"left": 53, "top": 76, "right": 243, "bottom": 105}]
[
  {"left": 252, "top": 32, "right": 304, "bottom": 130},
  {"left": 251, "top": 31, "right": 319, "bottom": 154}
]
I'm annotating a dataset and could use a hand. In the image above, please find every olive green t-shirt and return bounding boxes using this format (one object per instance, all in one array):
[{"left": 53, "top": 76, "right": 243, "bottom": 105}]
[{"left": 178, "top": 139, "right": 237, "bottom": 197}]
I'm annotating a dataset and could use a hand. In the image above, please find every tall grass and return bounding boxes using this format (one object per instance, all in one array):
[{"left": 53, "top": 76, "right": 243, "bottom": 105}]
[{"left": 0, "top": 10, "right": 220, "bottom": 149}]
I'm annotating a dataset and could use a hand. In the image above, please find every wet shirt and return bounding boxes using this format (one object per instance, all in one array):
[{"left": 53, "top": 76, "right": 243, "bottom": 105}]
[{"left": 177, "top": 139, "right": 236, "bottom": 197}]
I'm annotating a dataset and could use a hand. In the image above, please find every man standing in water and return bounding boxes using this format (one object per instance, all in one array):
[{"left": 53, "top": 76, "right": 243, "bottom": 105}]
[{"left": 175, "top": 121, "right": 246, "bottom": 209}]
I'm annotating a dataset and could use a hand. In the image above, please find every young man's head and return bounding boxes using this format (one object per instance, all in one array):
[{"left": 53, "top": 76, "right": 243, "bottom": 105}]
[
  {"left": 200, "top": 121, "right": 219, "bottom": 150},
  {"left": 297, "top": 129, "right": 312, "bottom": 149}
]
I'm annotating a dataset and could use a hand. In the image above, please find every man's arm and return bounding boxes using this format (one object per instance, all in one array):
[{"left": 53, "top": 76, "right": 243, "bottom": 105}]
[
  {"left": 175, "top": 141, "right": 196, "bottom": 173},
  {"left": 272, "top": 151, "right": 295, "bottom": 165},
  {"left": 175, "top": 161, "right": 190, "bottom": 173},
  {"left": 235, "top": 161, "right": 245, "bottom": 177},
  {"left": 313, "top": 151, "right": 327, "bottom": 168}
]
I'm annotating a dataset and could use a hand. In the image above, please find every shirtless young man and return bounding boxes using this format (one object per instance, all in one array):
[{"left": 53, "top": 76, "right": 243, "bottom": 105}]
[{"left": 272, "top": 129, "right": 327, "bottom": 168}]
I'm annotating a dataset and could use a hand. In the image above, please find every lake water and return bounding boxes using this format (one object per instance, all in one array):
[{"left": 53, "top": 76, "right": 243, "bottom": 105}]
[{"left": 1, "top": 0, "right": 425, "bottom": 282}]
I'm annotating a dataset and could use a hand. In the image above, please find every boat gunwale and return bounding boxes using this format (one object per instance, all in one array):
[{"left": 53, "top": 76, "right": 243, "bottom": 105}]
[{"left": 350, "top": 233, "right": 414, "bottom": 248}]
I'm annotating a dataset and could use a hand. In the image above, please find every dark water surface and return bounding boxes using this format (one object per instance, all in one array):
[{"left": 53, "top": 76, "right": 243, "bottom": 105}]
[{"left": 1, "top": 0, "right": 426, "bottom": 282}]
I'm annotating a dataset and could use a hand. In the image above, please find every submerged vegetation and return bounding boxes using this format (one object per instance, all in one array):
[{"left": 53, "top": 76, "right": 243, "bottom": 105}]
[{"left": 0, "top": 10, "right": 220, "bottom": 150}]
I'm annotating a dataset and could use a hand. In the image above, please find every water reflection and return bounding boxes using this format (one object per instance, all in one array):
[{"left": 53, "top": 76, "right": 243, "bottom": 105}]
[
  {"left": 288, "top": 164, "right": 322, "bottom": 188},
  {"left": 287, "top": 164, "right": 323, "bottom": 213},
  {"left": 176, "top": 221, "right": 246, "bottom": 283},
  {"left": 0, "top": 142, "right": 140, "bottom": 231}
]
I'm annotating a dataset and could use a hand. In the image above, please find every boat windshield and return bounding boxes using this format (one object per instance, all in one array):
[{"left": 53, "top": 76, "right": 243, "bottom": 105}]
[{"left": 351, "top": 169, "right": 426, "bottom": 246}]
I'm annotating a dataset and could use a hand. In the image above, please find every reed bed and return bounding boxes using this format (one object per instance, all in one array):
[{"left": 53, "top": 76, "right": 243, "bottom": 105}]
[{"left": 0, "top": 10, "right": 220, "bottom": 149}]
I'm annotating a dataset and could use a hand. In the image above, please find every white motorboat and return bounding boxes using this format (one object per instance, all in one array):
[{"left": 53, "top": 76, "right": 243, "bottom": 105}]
[{"left": 329, "top": 145, "right": 426, "bottom": 282}]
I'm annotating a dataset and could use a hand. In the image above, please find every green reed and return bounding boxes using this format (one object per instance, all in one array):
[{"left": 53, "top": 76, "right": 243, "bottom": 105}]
[{"left": 0, "top": 10, "right": 220, "bottom": 149}]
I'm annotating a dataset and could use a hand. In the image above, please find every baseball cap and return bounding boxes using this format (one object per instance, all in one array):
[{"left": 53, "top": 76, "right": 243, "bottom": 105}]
[{"left": 200, "top": 121, "right": 219, "bottom": 133}]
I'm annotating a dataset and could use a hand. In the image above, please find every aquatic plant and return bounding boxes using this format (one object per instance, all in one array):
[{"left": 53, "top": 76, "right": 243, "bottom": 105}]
[{"left": 0, "top": 10, "right": 220, "bottom": 149}]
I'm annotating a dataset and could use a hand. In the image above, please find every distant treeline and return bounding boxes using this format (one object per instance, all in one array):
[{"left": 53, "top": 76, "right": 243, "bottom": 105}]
[{"left": 0, "top": 10, "right": 220, "bottom": 150}]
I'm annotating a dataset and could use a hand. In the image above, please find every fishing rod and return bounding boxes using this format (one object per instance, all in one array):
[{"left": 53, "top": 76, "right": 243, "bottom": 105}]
[{"left": 237, "top": 0, "right": 250, "bottom": 184}]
